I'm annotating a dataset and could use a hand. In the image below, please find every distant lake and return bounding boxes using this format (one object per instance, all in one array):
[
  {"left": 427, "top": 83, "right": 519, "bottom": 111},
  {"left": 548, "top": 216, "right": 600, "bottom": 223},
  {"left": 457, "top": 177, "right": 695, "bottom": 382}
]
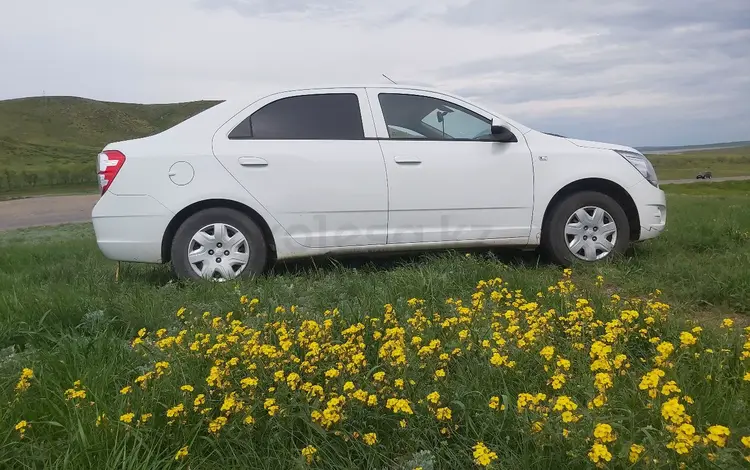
[{"left": 645, "top": 145, "right": 747, "bottom": 155}]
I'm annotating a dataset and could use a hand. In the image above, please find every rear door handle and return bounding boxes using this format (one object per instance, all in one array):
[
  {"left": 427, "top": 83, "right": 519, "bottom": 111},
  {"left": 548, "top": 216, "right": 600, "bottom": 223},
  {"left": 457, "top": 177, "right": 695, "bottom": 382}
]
[
  {"left": 238, "top": 156, "right": 268, "bottom": 167},
  {"left": 394, "top": 156, "right": 422, "bottom": 164}
]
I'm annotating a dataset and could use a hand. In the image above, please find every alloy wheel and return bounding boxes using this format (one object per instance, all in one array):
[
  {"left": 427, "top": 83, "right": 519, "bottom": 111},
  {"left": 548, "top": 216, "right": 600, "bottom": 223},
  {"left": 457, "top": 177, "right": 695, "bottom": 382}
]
[
  {"left": 187, "top": 223, "right": 250, "bottom": 280},
  {"left": 564, "top": 206, "right": 618, "bottom": 261}
]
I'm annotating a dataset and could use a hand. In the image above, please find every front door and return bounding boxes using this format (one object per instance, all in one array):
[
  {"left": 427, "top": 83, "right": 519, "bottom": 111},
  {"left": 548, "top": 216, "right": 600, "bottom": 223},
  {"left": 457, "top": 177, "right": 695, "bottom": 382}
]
[
  {"left": 212, "top": 89, "right": 388, "bottom": 248},
  {"left": 366, "top": 88, "right": 534, "bottom": 244}
]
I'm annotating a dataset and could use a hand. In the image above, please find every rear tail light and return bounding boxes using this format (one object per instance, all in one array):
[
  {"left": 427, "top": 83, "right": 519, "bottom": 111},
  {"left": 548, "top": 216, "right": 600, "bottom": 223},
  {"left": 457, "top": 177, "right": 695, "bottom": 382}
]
[{"left": 97, "top": 150, "right": 126, "bottom": 195}]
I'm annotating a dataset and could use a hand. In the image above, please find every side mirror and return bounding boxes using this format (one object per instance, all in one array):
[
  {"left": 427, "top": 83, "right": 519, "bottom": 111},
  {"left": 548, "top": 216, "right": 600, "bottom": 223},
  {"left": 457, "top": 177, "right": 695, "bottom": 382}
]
[{"left": 491, "top": 118, "right": 518, "bottom": 143}]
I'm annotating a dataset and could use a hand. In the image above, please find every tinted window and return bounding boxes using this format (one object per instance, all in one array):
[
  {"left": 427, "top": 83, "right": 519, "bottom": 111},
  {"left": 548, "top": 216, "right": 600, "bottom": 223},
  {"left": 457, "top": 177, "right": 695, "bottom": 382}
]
[
  {"left": 229, "top": 93, "right": 365, "bottom": 140},
  {"left": 378, "top": 93, "right": 492, "bottom": 141},
  {"left": 228, "top": 117, "right": 252, "bottom": 139}
]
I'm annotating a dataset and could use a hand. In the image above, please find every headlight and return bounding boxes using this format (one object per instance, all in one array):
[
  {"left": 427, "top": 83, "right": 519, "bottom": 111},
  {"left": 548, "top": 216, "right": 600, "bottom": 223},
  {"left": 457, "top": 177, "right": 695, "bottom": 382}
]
[{"left": 615, "top": 150, "right": 658, "bottom": 187}]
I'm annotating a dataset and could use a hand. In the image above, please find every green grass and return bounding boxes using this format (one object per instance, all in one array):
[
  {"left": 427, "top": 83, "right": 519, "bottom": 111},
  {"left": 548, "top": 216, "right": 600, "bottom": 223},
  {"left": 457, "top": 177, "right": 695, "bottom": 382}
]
[
  {"left": 648, "top": 146, "right": 750, "bottom": 181},
  {"left": 661, "top": 180, "right": 750, "bottom": 196},
  {"left": 0, "top": 185, "right": 749, "bottom": 469},
  {"left": 1, "top": 186, "right": 748, "bottom": 344},
  {"left": 0, "top": 183, "right": 98, "bottom": 201}
]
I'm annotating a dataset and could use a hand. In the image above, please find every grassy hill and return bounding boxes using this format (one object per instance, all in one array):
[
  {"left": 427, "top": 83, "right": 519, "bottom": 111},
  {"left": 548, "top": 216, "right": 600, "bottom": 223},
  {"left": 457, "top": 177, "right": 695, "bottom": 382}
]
[
  {"left": 648, "top": 145, "right": 750, "bottom": 180},
  {"left": 1, "top": 95, "right": 748, "bottom": 194},
  {"left": 0, "top": 96, "right": 219, "bottom": 192},
  {"left": 638, "top": 140, "right": 750, "bottom": 153}
]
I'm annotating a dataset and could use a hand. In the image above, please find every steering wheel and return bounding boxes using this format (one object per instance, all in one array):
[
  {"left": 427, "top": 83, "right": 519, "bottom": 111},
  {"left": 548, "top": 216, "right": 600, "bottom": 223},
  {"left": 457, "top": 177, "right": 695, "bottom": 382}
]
[{"left": 471, "top": 129, "right": 494, "bottom": 140}]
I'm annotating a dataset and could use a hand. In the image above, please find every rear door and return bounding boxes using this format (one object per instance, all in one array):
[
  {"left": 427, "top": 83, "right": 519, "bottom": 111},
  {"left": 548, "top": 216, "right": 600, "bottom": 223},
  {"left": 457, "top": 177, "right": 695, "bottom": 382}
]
[{"left": 212, "top": 89, "right": 388, "bottom": 248}]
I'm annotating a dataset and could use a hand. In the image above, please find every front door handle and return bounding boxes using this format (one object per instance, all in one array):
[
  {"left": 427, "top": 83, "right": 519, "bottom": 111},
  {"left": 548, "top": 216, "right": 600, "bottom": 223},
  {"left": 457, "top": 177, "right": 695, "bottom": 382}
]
[
  {"left": 394, "top": 156, "right": 422, "bottom": 164},
  {"left": 238, "top": 157, "right": 268, "bottom": 167}
]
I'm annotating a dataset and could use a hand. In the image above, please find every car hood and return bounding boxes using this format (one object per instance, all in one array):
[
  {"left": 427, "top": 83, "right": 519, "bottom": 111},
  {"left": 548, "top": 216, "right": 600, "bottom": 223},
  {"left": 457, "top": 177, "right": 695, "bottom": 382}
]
[{"left": 565, "top": 137, "right": 639, "bottom": 154}]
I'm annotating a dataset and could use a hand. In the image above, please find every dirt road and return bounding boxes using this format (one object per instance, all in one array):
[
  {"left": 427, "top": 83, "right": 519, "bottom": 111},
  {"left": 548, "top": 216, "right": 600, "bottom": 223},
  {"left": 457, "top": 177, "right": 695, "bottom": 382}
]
[
  {"left": 1, "top": 175, "right": 750, "bottom": 231},
  {"left": 660, "top": 175, "right": 750, "bottom": 185},
  {"left": 0, "top": 194, "right": 99, "bottom": 231}
]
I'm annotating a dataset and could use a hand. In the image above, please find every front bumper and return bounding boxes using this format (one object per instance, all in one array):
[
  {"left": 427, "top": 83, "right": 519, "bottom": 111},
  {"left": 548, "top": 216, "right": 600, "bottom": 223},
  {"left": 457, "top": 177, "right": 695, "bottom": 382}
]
[
  {"left": 91, "top": 193, "right": 173, "bottom": 263},
  {"left": 629, "top": 180, "right": 667, "bottom": 241}
]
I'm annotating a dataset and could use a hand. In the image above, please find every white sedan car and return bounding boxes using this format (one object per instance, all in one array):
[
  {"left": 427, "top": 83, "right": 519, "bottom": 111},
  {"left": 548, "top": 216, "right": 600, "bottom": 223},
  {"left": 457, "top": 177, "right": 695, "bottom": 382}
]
[{"left": 92, "top": 85, "right": 666, "bottom": 280}]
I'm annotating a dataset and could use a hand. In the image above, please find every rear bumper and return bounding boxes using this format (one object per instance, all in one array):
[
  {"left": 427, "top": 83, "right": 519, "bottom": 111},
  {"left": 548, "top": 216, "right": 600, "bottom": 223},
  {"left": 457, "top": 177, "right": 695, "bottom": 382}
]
[
  {"left": 630, "top": 180, "right": 667, "bottom": 241},
  {"left": 91, "top": 193, "right": 173, "bottom": 263}
]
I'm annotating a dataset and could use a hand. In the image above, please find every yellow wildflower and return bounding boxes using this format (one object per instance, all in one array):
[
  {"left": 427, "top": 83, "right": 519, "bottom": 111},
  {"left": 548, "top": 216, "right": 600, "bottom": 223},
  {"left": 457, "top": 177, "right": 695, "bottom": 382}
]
[
  {"left": 208, "top": 416, "right": 228, "bottom": 434},
  {"left": 385, "top": 398, "right": 413, "bottom": 415},
  {"left": 661, "top": 381, "right": 681, "bottom": 396},
  {"left": 435, "top": 407, "right": 452, "bottom": 421},
  {"left": 540, "top": 346, "right": 555, "bottom": 361},
  {"left": 15, "top": 420, "right": 29, "bottom": 438},
  {"left": 629, "top": 444, "right": 645, "bottom": 463},
  {"left": 706, "top": 425, "right": 730, "bottom": 447},
  {"left": 264, "top": 398, "right": 280, "bottom": 416},
  {"left": 550, "top": 373, "right": 566, "bottom": 390},
  {"left": 15, "top": 368, "right": 33, "bottom": 393},
  {"left": 679, "top": 332, "right": 697, "bottom": 347},
  {"left": 594, "top": 373, "right": 613, "bottom": 393},
  {"left": 174, "top": 446, "right": 189, "bottom": 461},
  {"left": 489, "top": 396, "right": 504, "bottom": 410},
  {"left": 593, "top": 423, "right": 617, "bottom": 443},
  {"left": 301, "top": 445, "right": 317, "bottom": 464},
  {"left": 166, "top": 404, "right": 185, "bottom": 419},
  {"left": 588, "top": 443, "right": 612, "bottom": 465},
  {"left": 661, "top": 398, "right": 688, "bottom": 425},
  {"left": 472, "top": 442, "right": 498, "bottom": 467}
]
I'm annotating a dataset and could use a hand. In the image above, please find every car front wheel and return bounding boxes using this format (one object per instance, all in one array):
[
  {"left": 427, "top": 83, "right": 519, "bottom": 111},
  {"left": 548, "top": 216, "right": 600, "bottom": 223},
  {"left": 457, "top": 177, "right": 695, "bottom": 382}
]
[
  {"left": 171, "top": 208, "right": 267, "bottom": 281},
  {"left": 543, "top": 191, "right": 630, "bottom": 266}
]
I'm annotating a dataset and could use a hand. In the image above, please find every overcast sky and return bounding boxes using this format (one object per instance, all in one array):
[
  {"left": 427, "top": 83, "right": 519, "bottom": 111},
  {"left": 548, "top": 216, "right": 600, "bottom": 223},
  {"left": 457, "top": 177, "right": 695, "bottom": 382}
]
[{"left": 1, "top": 0, "right": 748, "bottom": 146}]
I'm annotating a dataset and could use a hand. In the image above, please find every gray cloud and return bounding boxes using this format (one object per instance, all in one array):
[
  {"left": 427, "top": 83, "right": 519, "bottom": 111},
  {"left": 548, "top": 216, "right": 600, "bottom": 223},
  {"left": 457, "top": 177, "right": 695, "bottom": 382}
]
[
  {"left": 425, "top": 0, "right": 750, "bottom": 145},
  {"left": 1, "top": 0, "right": 748, "bottom": 146},
  {"left": 197, "top": 0, "right": 358, "bottom": 16}
]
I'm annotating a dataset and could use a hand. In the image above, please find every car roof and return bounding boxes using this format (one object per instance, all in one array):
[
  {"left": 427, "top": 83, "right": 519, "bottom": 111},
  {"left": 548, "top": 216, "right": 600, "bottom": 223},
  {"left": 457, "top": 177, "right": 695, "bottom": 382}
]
[
  {"left": 220, "top": 83, "right": 444, "bottom": 102},
  {"left": 216, "top": 83, "right": 532, "bottom": 134}
]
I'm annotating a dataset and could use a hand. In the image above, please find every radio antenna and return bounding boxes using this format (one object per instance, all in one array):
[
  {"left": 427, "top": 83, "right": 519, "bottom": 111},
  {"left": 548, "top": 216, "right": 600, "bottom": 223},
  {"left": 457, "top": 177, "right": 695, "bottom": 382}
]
[{"left": 382, "top": 74, "right": 397, "bottom": 84}]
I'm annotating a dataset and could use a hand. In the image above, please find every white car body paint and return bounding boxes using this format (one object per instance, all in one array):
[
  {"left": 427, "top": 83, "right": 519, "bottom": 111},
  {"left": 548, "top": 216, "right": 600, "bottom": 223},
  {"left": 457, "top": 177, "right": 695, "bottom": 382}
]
[{"left": 91, "top": 84, "right": 667, "bottom": 268}]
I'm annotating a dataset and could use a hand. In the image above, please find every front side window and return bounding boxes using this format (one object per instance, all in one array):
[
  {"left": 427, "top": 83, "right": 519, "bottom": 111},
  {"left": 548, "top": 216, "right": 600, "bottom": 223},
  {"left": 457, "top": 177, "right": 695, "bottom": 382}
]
[
  {"left": 378, "top": 93, "right": 493, "bottom": 141},
  {"left": 229, "top": 93, "right": 365, "bottom": 140}
]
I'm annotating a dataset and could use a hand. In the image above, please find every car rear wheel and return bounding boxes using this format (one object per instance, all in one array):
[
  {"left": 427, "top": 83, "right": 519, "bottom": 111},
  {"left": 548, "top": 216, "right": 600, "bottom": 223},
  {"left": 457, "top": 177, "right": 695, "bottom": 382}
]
[
  {"left": 171, "top": 208, "right": 267, "bottom": 281},
  {"left": 542, "top": 191, "right": 630, "bottom": 266}
]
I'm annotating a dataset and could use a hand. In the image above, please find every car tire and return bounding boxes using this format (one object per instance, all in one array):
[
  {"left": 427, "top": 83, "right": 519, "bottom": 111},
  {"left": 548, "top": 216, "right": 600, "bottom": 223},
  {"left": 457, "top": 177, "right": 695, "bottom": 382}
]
[
  {"left": 171, "top": 208, "right": 268, "bottom": 281},
  {"left": 542, "top": 191, "right": 630, "bottom": 266}
]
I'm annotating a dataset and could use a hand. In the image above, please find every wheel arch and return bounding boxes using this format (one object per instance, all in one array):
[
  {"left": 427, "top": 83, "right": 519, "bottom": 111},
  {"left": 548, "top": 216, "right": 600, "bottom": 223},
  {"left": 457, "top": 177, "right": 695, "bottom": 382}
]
[
  {"left": 541, "top": 178, "right": 640, "bottom": 242},
  {"left": 161, "top": 199, "right": 277, "bottom": 264}
]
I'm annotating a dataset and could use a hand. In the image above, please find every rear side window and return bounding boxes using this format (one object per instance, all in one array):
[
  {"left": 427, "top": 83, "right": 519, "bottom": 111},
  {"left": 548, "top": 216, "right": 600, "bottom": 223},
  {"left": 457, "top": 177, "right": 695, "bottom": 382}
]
[{"left": 229, "top": 93, "right": 365, "bottom": 140}]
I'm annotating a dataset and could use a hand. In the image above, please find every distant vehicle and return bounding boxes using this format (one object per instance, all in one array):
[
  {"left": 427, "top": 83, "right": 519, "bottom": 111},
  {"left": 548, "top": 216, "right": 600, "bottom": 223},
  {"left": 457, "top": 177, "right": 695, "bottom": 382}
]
[
  {"left": 696, "top": 171, "right": 713, "bottom": 179},
  {"left": 92, "top": 84, "right": 667, "bottom": 280}
]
